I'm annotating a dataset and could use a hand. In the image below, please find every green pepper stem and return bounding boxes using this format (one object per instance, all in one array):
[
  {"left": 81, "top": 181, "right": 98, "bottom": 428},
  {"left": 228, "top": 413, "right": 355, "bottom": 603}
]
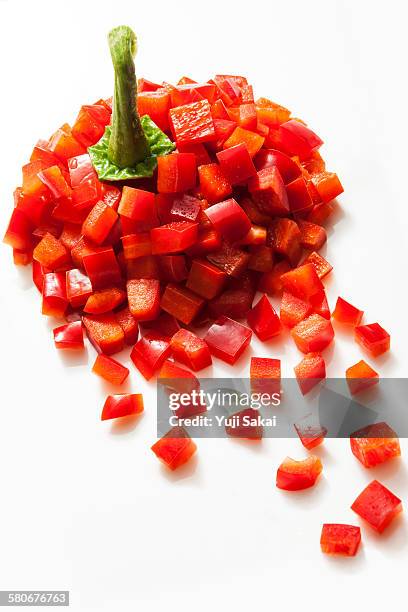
[{"left": 107, "top": 26, "right": 150, "bottom": 168}]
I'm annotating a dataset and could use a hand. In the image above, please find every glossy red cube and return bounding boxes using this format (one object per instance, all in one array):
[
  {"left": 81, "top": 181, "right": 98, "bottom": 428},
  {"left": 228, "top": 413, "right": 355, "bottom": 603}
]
[
  {"left": 170, "top": 329, "right": 212, "bottom": 371},
  {"left": 294, "top": 414, "right": 327, "bottom": 450},
  {"left": 250, "top": 357, "right": 281, "bottom": 395},
  {"left": 118, "top": 186, "right": 158, "bottom": 229},
  {"left": 355, "top": 323, "right": 390, "bottom": 357},
  {"left": 83, "top": 247, "right": 122, "bottom": 290},
  {"left": 186, "top": 259, "right": 227, "bottom": 300},
  {"left": 333, "top": 297, "right": 364, "bottom": 326},
  {"left": 53, "top": 321, "right": 84, "bottom": 349},
  {"left": 320, "top": 524, "right": 361, "bottom": 557},
  {"left": 351, "top": 480, "right": 402, "bottom": 533},
  {"left": 92, "top": 354, "right": 129, "bottom": 385},
  {"left": 216, "top": 143, "right": 256, "bottom": 184},
  {"left": 248, "top": 166, "right": 289, "bottom": 216},
  {"left": 169, "top": 99, "right": 215, "bottom": 145},
  {"left": 157, "top": 153, "right": 197, "bottom": 193},
  {"left": 294, "top": 352, "right": 326, "bottom": 395},
  {"left": 42, "top": 272, "right": 68, "bottom": 317},
  {"left": 346, "top": 360, "right": 379, "bottom": 395},
  {"left": 247, "top": 294, "right": 281, "bottom": 341},
  {"left": 205, "top": 198, "right": 251, "bottom": 242},
  {"left": 291, "top": 314, "right": 335, "bottom": 353},
  {"left": 101, "top": 394, "right": 144, "bottom": 421},
  {"left": 151, "top": 221, "right": 198, "bottom": 254},
  {"left": 160, "top": 283, "right": 204, "bottom": 325},
  {"left": 151, "top": 426, "right": 197, "bottom": 470},
  {"left": 130, "top": 333, "right": 172, "bottom": 380},
  {"left": 204, "top": 316, "right": 252, "bottom": 365},
  {"left": 66, "top": 268, "right": 93, "bottom": 308}
]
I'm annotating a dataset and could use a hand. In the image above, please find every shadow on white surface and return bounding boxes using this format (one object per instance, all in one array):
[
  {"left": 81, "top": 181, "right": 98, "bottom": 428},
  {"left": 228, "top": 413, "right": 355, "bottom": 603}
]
[
  {"left": 110, "top": 413, "right": 144, "bottom": 435},
  {"left": 57, "top": 347, "right": 89, "bottom": 368},
  {"left": 158, "top": 452, "right": 201, "bottom": 484}
]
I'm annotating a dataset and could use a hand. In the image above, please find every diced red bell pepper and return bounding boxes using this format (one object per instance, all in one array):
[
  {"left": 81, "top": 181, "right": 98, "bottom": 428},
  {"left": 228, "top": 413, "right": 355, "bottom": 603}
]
[
  {"left": 13, "top": 249, "right": 32, "bottom": 266},
  {"left": 130, "top": 332, "right": 172, "bottom": 380},
  {"left": 303, "top": 251, "right": 333, "bottom": 279},
  {"left": 70, "top": 236, "right": 105, "bottom": 269},
  {"left": 158, "top": 359, "right": 200, "bottom": 395},
  {"left": 82, "top": 200, "right": 118, "bottom": 245},
  {"left": 127, "top": 279, "right": 160, "bottom": 321},
  {"left": 169, "top": 99, "right": 215, "bottom": 145},
  {"left": 294, "top": 352, "right": 326, "bottom": 395},
  {"left": 171, "top": 83, "right": 216, "bottom": 106},
  {"left": 311, "top": 172, "right": 344, "bottom": 203},
  {"left": 68, "top": 154, "right": 96, "bottom": 187},
  {"left": 307, "top": 201, "right": 335, "bottom": 225},
  {"left": 280, "top": 291, "right": 312, "bottom": 328},
  {"left": 291, "top": 314, "right": 335, "bottom": 353},
  {"left": 223, "top": 126, "right": 264, "bottom": 158},
  {"left": 157, "top": 153, "right": 197, "bottom": 193},
  {"left": 122, "top": 233, "right": 151, "bottom": 260},
  {"left": 137, "top": 89, "right": 170, "bottom": 132},
  {"left": 142, "top": 312, "right": 180, "bottom": 338},
  {"left": 22, "top": 160, "right": 53, "bottom": 199},
  {"left": 71, "top": 105, "right": 107, "bottom": 148},
  {"left": 59, "top": 224, "right": 81, "bottom": 251},
  {"left": 351, "top": 480, "right": 403, "bottom": 533},
  {"left": 126, "top": 255, "right": 159, "bottom": 280},
  {"left": 33, "top": 232, "right": 69, "bottom": 270},
  {"left": 346, "top": 360, "right": 379, "bottom": 395},
  {"left": 151, "top": 426, "right": 197, "bottom": 471},
  {"left": 177, "top": 142, "right": 211, "bottom": 166},
  {"left": 281, "top": 263, "right": 324, "bottom": 301},
  {"left": 151, "top": 221, "right": 198, "bottom": 254},
  {"left": 71, "top": 176, "right": 101, "bottom": 210},
  {"left": 101, "top": 185, "right": 121, "bottom": 211},
  {"left": 3, "top": 208, "right": 33, "bottom": 252},
  {"left": 53, "top": 320, "right": 84, "bottom": 349},
  {"left": 138, "top": 78, "right": 162, "bottom": 92},
  {"left": 350, "top": 422, "right": 401, "bottom": 468},
  {"left": 276, "top": 456, "right": 323, "bottom": 491},
  {"left": 254, "top": 148, "right": 301, "bottom": 184},
  {"left": 38, "top": 165, "right": 72, "bottom": 199},
  {"left": 258, "top": 260, "right": 291, "bottom": 296},
  {"left": 333, "top": 297, "right": 364, "bottom": 326},
  {"left": 278, "top": 120, "right": 323, "bottom": 160},
  {"left": 285, "top": 177, "right": 314, "bottom": 215},
  {"left": 239, "top": 225, "right": 267, "bottom": 247},
  {"left": 42, "top": 272, "right": 68, "bottom": 317},
  {"left": 186, "top": 259, "right": 227, "bottom": 299},
  {"left": 66, "top": 268, "right": 93, "bottom": 307},
  {"left": 355, "top": 323, "right": 390, "bottom": 357},
  {"left": 211, "top": 99, "right": 229, "bottom": 119},
  {"left": 247, "top": 294, "right": 281, "bottom": 341},
  {"left": 101, "top": 394, "right": 144, "bottom": 421},
  {"left": 186, "top": 225, "right": 221, "bottom": 257},
  {"left": 298, "top": 220, "right": 327, "bottom": 250},
  {"left": 82, "top": 313, "right": 125, "bottom": 355},
  {"left": 30, "top": 139, "right": 61, "bottom": 167},
  {"left": 204, "top": 316, "right": 252, "bottom": 365},
  {"left": 197, "top": 163, "right": 232, "bottom": 204},
  {"left": 207, "top": 242, "right": 250, "bottom": 278},
  {"left": 310, "top": 290, "right": 330, "bottom": 320},
  {"left": 267, "top": 218, "right": 302, "bottom": 266},
  {"left": 233, "top": 103, "right": 257, "bottom": 130},
  {"left": 216, "top": 143, "right": 256, "bottom": 184},
  {"left": 32, "top": 260, "right": 50, "bottom": 292},
  {"left": 208, "top": 285, "right": 254, "bottom": 320},
  {"left": 84, "top": 287, "right": 126, "bottom": 314},
  {"left": 169, "top": 194, "right": 201, "bottom": 223},
  {"left": 118, "top": 187, "right": 158, "bottom": 230},
  {"left": 294, "top": 414, "right": 327, "bottom": 450},
  {"left": 157, "top": 255, "right": 188, "bottom": 282},
  {"left": 92, "top": 353, "right": 129, "bottom": 385},
  {"left": 255, "top": 97, "right": 290, "bottom": 126},
  {"left": 208, "top": 118, "right": 237, "bottom": 151},
  {"left": 160, "top": 283, "right": 204, "bottom": 325},
  {"left": 250, "top": 357, "right": 281, "bottom": 395},
  {"left": 83, "top": 247, "right": 122, "bottom": 290},
  {"left": 320, "top": 524, "right": 361, "bottom": 557},
  {"left": 115, "top": 306, "right": 139, "bottom": 345},
  {"left": 213, "top": 75, "right": 243, "bottom": 105},
  {"left": 205, "top": 198, "right": 251, "bottom": 242},
  {"left": 247, "top": 245, "right": 274, "bottom": 273},
  {"left": 170, "top": 328, "right": 212, "bottom": 371},
  {"left": 225, "top": 408, "right": 263, "bottom": 440},
  {"left": 49, "top": 124, "right": 86, "bottom": 163}
]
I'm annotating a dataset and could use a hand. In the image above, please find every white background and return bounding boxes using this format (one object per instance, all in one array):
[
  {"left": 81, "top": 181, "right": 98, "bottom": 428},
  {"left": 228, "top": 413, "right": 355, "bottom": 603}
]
[{"left": 0, "top": 0, "right": 407, "bottom": 610}]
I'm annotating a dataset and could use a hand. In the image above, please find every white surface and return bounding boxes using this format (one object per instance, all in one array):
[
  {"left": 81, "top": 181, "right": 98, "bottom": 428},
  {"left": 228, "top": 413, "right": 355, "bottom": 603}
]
[{"left": 0, "top": 0, "right": 407, "bottom": 610}]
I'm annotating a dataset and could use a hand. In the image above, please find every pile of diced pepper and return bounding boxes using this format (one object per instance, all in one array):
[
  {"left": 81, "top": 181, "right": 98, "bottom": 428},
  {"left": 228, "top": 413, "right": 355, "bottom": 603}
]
[{"left": 3, "top": 74, "right": 401, "bottom": 556}]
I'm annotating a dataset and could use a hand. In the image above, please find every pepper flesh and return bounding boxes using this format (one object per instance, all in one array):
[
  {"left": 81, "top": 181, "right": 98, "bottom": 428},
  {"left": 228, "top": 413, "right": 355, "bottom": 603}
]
[
  {"left": 276, "top": 455, "right": 323, "bottom": 491},
  {"left": 350, "top": 422, "right": 401, "bottom": 468},
  {"left": 351, "top": 480, "right": 402, "bottom": 533},
  {"left": 170, "top": 328, "right": 212, "bottom": 371},
  {"left": 101, "top": 393, "right": 144, "bottom": 420},
  {"left": 204, "top": 316, "right": 252, "bottom": 365},
  {"left": 151, "top": 426, "right": 197, "bottom": 471},
  {"left": 320, "top": 524, "right": 361, "bottom": 557}
]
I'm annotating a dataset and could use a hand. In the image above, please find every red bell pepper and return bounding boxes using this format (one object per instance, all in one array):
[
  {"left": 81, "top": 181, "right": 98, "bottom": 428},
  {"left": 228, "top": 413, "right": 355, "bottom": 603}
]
[
  {"left": 101, "top": 394, "right": 144, "bottom": 421},
  {"left": 205, "top": 198, "right": 251, "bottom": 242},
  {"left": 126, "top": 255, "right": 159, "bottom": 280},
  {"left": 151, "top": 221, "right": 198, "bottom": 254},
  {"left": 254, "top": 148, "right": 300, "bottom": 184},
  {"left": 53, "top": 320, "right": 84, "bottom": 349},
  {"left": 294, "top": 414, "right": 327, "bottom": 450},
  {"left": 118, "top": 187, "right": 158, "bottom": 229},
  {"left": 208, "top": 284, "right": 254, "bottom": 320},
  {"left": 280, "top": 291, "right": 312, "bottom": 328},
  {"left": 223, "top": 126, "right": 264, "bottom": 158},
  {"left": 346, "top": 360, "right": 379, "bottom": 395},
  {"left": 294, "top": 352, "right": 326, "bottom": 395},
  {"left": 38, "top": 165, "right": 72, "bottom": 199},
  {"left": 333, "top": 297, "right": 364, "bottom": 326},
  {"left": 204, "top": 316, "right": 252, "bottom": 365},
  {"left": 49, "top": 124, "right": 86, "bottom": 163},
  {"left": 351, "top": 480, "right": 402, "bottom": 533},
  {"left": 130, "top": 332, "right": 172, "bottom": 380},
  {"left": 276, "top": 456, "right": 323, "bottom": 491},
  {"left": 82, "top": 200, "right": 118, "bottom": 245},
  {"left": 157, "top": 153, "right": 197, "bottom": 193},
  {"left": 350, "top": 422, "right": 401, "bottom": 468},
  {"left": 71, "top": 105, "right": 108, "bottom": 148},
  {"left": 239, "top": 225, "right": 267, "bottom": 247},
  {"left": 115, "top": 306, "right": 139, "bottom": 345},
  {"left": 138, "top": 78, "right": 161, "bottom": 92},
  {"left": 311, "top": 171, "right": 343, "bottom": 203},
  {"left": 303, "top": 251, "right": 333, "bottom": 279},
  {"left": 186, "top": 225, "right": 221, "bottom": 257},
  {"left": 158, "top": 359, "right": 200, "bottom": 395},
  {"left": 101, "top": 184, "right": 121, "bottom": 210},
  {"left": 186, "top": 259, "right": 227, "bottom": 299},
  {"left": 281, "top": 263, "right": 324, "bottom": 301},
  {"left": 258, "top": 260, "right": 291, "bottom": 296},
  {"left": 207, "top": 241, "right": 250, "bottom": 278},
  {"left": 42, "top": 272, "right": 68, "bottom": 317},
  {"left": 30, "top": 139, "right": 61, "bottom": 167},
  {"left": 285, "top": 177, "right": 314, "bottom": 216},
  {"left": 127, "top": 279, "right": 160, "bottom": 321},
  {"left": 225, "top": 408, "right": 263, "bottom": 440},
  {"left": 171, "top": 83, "right": 216, "bottom": 106},
  {"left": 278, "top": 120, "right": 323, "bottom": 160},
  {"left": 83, "top": 247, "right": 122, "bottom": 290},
  {"left": 169, "top": 99, "right": 215, "bottom": 145},
  {"left": 170, "top": 328, "right": 212, "bottom": 371},
  {"left": 157, "top": 255, "right": 188, "bottom": 282},
  {"left": 247, "top": 245, "right": 274, "bottom": 273},
  {"left": 68, "top": 154, "right": 96, "bottom": 187},
  {"left": 310, "top": 290, "right": 330, "bottom": 320},
  {"left": 84, "top": 287, "right": 126, "bottom": 314},
  {"left": 13, "top": 249, "right": 32, "bottom": 266},
  {"left": 320, "top": 524, "right": 361, "bottom": 557},
  {"left": 291, "top": 314, "right": 335, "bottom": 353},
  {"left": 151, "top": 426, "right": 197, "bottom": 471},
  {"left": 248, "top": 166, "right": 289, "bottom": 216},
  {"left": 137, "top": 89, "right": 171, "bottom": 132},
  {"left": 267, "top": 218, "right": 302, "bottom": 266},
  {"left": 60, "top": 224, "right": 81, "bottom": 251},
  {"left": 355, "top": 323, "right": 390, "bottom": 357},
  {"left": 250, "top": 357, "right": 281, "bottom": 395},
  {"left": 298, "top": 220, "right": 327, "bottom": 250},
  {"left": 255, "top": 97, "right": 290, "bottom": 126},
  {"left": 142, "top": 312, "right": 180, "bottom": 338},
  {"left": 82, "top": 313, "right": 125, "bottom": 355},
  {"left": 122, "top": 232, "right": 151, "bottom": 260},
  {"left": 22, "top": 160, "right": 53, "bottom": 199},
  {"left": 168, "top": 194, "right": 202, "bottom": 223},
  {"left": 32, "top": 260, "right": 50, "bottom": 292},
  {"left": 92, "top": 353, "right": 129, "bottom": 385},
  {"left": 70, "top": 237, "right": 104, "bottom": 269},
  {"left": 307, "top": 201, "right": 335, "bottom": 225},
  {"left": 160, "top": 283, "right": 204, "bottom": 325},
  {"left": 66, "top": 268, "right": 93, "bottom": 307},
  {"left": 247, "top": 294, "right": 280, "bottom": 341},
  {"left": 33, "top": 232, "right": 69, "bottom": 270},
  {"left": 197, "top": 163, "right": 232, "bottom": 204},
  {"left": 216, "top": 143, "right": 256, "bottom": 184},
  {"left": 3, "top": 208, "right": 33, "bottom": 252},
  {"left": 177, "top": 142, "right": 211, "bottom": 166}
]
